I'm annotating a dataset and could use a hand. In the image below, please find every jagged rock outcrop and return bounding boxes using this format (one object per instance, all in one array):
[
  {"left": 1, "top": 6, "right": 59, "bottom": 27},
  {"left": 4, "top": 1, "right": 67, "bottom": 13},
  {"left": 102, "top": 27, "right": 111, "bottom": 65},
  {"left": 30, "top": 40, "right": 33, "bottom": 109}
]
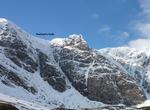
[
  {"left": 51, "top": 35, "right": 146, "bottom": 106},
  {"left": 0, "top": 103, "right": 19, "bottom": 110}
]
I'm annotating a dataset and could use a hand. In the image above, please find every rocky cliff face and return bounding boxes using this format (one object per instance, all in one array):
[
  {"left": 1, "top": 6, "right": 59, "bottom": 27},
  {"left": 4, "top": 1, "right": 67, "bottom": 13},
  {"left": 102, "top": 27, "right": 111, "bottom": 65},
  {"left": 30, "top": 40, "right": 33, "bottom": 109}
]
[
  {"left": 38, "top": 51, "right": 67, "bottom": 92},
  {"left": 50, "top": 35, "right": 146, "bottom": 106},
  {"left": 0, "top": 103, "right": 19, "bottom": 110},
  {"left": 0, "top": 18, "right": 147, "bottom": 109},
  {"left": 99, "top": 47, "right": 150, "bottom": 97}
]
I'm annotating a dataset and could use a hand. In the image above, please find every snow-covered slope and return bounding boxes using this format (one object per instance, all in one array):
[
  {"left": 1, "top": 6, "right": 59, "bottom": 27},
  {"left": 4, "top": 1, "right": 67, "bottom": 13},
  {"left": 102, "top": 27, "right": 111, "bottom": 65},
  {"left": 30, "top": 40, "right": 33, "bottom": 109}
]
[
  {"left": 0, "top": 93, "right": 51, "bottom": 110},
  {"left": 0, "top": 18, "right": 147, "bottom": 109}
]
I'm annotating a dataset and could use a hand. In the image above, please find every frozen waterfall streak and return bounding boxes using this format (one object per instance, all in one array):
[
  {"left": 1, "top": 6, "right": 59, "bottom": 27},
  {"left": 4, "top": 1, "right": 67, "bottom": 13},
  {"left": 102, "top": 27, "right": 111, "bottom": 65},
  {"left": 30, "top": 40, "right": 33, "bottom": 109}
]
[{"left": 85, "top": 52, "right": 95, "bottom": 86}]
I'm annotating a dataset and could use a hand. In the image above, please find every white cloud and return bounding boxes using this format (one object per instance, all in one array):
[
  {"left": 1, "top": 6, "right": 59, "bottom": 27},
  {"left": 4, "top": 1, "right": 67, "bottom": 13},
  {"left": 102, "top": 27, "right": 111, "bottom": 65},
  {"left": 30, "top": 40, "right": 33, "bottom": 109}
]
[
  {"left": 98, "top": 25, "right": 111, "bottom": 34},
  {"left": 98, "top": 26, "right": 129, "bottom": 45},
  {"left": 127, "top": 0, "right": 150, "bottom": 48},
  {"left": 139, "top": 0, "right": 150, "bottom": 19},
  {"left": 120, "top": 31, "right": 129, "bottom": 39},
  {"left": 128, "top": 38, "right": 150, "bottom": 49},
  {"left": 115, "top": 31, "right": 129, "bottom": 45},
  {"left": 135, "top": 22, "right": 150, "bottom": 38},
  {"left": 91, "top": 13, "right": 100, "bottom": 20}
]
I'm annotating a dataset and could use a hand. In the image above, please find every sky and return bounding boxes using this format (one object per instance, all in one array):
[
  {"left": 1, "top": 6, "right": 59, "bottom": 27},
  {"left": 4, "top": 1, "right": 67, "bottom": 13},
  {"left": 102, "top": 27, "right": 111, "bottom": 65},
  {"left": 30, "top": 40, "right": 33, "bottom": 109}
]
[{"left": 0, "top": 0, "right": 149, "bottom": 49}]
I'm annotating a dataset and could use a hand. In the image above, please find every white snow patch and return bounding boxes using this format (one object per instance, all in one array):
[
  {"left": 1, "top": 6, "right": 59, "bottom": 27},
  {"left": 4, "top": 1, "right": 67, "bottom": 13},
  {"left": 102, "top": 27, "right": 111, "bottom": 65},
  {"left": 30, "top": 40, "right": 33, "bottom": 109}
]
[
  {"left": 50, "top": 38, "right": 65, "bottom": 46},
  {"left": 137, "top": 99, "right": 150, "bottom": 108}
]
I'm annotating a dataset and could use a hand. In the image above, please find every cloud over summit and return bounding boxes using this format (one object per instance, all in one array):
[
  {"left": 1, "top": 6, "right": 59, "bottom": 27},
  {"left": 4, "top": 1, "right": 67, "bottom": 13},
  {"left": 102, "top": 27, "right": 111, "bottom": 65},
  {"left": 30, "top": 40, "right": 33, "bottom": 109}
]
[{"left": 128, "top": 0, "right": 150, "bottom": 48}]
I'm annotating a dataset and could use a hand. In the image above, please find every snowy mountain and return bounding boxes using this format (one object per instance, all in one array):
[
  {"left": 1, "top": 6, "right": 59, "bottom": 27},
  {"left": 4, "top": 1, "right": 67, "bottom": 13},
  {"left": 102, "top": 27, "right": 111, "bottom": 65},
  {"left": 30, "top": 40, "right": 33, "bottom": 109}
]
[
  {"left": 99, "top": 47, "right": 150, "bottom": 96},
  {"left": 99, "top": 47, "right": 150, "bottom": 108},
  {"left": 0, "top": 18, "right": 148, "bottom": 109}
]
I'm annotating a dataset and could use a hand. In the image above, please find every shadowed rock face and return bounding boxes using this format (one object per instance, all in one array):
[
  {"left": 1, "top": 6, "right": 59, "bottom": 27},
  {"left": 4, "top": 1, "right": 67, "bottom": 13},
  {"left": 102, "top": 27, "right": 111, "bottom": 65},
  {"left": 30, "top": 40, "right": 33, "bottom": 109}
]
[
  {"left": 55, "top": 48, "right": 91, "bottom": 96},
  {"left": 0, "top": 24, "right": 38, "bottom": 73},
  {"left": 38, "top": 51, "right": 67, "bottom": 92},
  {"left": 0, "top": 103, "right": 19, "bottom": 110},
  {"left": 87, "top": 74, "right": 145, "bottom": 106},
  {"left": 4, "top": 45, "right": 38, "bottom": 73},
  {"left": 51, "top": 35, "right": 146, "bottom": 106}
]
